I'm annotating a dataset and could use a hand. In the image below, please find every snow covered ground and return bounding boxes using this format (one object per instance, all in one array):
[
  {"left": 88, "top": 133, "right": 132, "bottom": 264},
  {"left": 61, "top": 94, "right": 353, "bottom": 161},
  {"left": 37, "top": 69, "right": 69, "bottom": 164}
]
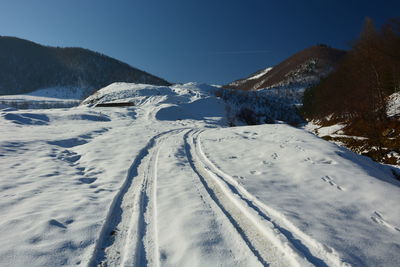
[
  {"left": 248, "top": 67, "right": 273, "bottom": 80},
  {"left": 0, "top": 82, "right": 399, "bottom": 266},
  {"left": 0, "top": 87, "right": 84, "bottom": 109},
  {"left": 387, "top": 92, "right": 400, "bottom": 118}
]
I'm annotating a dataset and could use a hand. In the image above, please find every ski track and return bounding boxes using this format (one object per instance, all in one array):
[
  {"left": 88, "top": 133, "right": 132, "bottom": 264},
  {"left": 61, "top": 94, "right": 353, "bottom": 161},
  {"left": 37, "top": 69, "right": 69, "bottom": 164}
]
[
  {"left": 87, "top": 97, "right": 348, "bottom": 266},
  {"left": 88, "top": 128, "right": 185, "bottom": 267},
  {"left": 91, "top": 126, "right": 350, "bottom": 267},
  {"left": 184, "top": 129, "right": 305, "bottom": 267},
  {"left": 194, "top": 130, "right": 350, "bottom": 267}
]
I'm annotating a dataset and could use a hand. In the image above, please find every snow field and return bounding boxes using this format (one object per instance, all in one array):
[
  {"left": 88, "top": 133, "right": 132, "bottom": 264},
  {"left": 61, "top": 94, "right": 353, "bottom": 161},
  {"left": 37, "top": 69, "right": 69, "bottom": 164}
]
[
  {"left": 1, "top": 82, "right": 399, "bottom": 266},
  {"left": 200, "top": 125, "right": 400, "bottom": 266}
]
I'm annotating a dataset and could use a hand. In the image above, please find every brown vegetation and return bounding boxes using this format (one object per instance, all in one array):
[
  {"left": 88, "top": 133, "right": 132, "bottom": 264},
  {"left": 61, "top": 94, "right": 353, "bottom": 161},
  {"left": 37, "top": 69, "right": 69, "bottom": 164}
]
[
  {"left": 224, "top": 45, "right": 346, "bottom": 91},
  {"left": 302, "top": 18, "right": 400, "bottom": 165}
]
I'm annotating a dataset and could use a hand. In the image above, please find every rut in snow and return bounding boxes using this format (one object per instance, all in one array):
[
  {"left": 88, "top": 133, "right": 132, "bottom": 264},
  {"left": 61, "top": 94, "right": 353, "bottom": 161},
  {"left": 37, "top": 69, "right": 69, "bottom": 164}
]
[
  {"left": 88, "top": 129, "right": 184, "bottom": 267},
  {"left": 194, "top": 130, "right": 349, "bottom": 267},
  {"left": 184, "top": 129, "right": 308, "bottom": 267}
]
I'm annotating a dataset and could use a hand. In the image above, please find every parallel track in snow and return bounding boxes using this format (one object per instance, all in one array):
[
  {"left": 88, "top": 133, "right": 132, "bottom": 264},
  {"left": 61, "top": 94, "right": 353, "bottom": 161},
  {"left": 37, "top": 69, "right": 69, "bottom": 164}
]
[
  {"left": 89, "top": 126, "right": 348, "bottom": 267},
  {"left": 184, "top": 129, "right": 349, "bottom": 267},
  {"left": 184, "top": 129, "right": 300, "bottom": 266},
  {"left": 88, "top": 129, "right": 185, "bottom": 267},
  {"left": 193, "top": 129, "right": 348, "bottom": 266}
]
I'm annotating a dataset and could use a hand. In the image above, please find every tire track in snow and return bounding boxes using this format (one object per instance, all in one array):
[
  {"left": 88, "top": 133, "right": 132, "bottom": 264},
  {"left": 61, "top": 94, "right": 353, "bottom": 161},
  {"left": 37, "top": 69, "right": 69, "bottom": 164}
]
[
  {"left": 155, "top": 130, "right": 261, "bottom": 266},
  {"left": 131, "top": 136, "right": 161, "bottom": 267},
  {"left": 88, "top": 129, "right": 184, "bottom": 267},
  {"left": 184, "top": 129, "right": 307, "bottom": 267},
  {"left": 195, "top": 130, "right": 350, "bottom": 267}
]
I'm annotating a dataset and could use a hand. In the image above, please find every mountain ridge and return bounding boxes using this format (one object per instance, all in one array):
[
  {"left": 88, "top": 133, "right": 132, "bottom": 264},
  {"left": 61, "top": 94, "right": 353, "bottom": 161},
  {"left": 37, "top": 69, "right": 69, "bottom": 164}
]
[
  {"left": 223, "top": 45, "right": 346, "bottom": 91},
  {"left": 0, "top": 36, "right": 171, "bottom": 98}
]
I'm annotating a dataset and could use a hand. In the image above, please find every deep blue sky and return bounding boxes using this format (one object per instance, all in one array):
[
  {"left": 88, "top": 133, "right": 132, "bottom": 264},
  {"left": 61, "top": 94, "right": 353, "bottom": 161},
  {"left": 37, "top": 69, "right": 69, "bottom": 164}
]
[{"left": 0, "top": 0, "right": 399, "bottom": 84}]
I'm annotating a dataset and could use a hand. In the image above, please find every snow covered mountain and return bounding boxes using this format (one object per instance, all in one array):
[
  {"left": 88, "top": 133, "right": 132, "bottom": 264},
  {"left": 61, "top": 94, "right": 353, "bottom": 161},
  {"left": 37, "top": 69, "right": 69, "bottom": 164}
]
[
  {"left": 0, "top": 36, "right": 170, "bottom": 99},
  {"left": 224, "top": 45, "right": 346, "bottom": 91},
  {"left": 1, "top": 82, "right": 399, "bottom": 266}
]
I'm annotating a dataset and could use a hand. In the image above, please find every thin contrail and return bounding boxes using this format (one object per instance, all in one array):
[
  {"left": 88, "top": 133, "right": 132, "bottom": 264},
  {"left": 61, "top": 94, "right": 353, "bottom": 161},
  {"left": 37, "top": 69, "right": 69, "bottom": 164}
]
[{"left": 208, "top": 50, "right": 271, "bottom": 55}]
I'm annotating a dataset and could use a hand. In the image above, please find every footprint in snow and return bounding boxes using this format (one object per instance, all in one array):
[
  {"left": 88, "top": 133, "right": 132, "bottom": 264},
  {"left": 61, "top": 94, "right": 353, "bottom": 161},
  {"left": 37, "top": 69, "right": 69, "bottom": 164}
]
[
  {"left": 304, "top": 157, "right": 312, "bottom": 162},
  {"left": 28, "top": 236, "right": 42, "bottom": 244},
  {"left": 305, "top": 157, "right": 336, "bottom": 165},
  {"left": 56, "top": 150, "right": 81, "bottom": 163},
  {"left": 316, "top": 159, "right": 336, "bottom": 165},
  {"left": 234, "top": 133, "right": 253, "bottom": 140},
  {"left": 40, "top": 171, "right": 60, "bottom": 178},
  {"left": 160, "top": 250, "right": 168, "bottom": 260},
  {"left": 77, "top": 178, "right": 97, "bottom": 184},
  {"left": 75, "top": 170, "right": 85, "bottom": 176},
  {"left": 48, "top": 219, "right": 67, "bottom": 229},
  {"left": 86, "top": 170, "right": 102, "bottom": 177},
  {"left": 321, "top": 175, "right": 344, "bottom": 191},
  {"left": 271, "top": 153, "right": 278, "bottom": 159},
  {"left": 48, "top": 138, "right": 88, "bottom": 148},
  {"left": 371, "top": 211, "right": 400, "bottom": 232},
  {"left": 94, "top": 188, "right": 110, "bottom": 194},
  {"left": 262, "top": 160, "right": 273, "bottom": 166}
]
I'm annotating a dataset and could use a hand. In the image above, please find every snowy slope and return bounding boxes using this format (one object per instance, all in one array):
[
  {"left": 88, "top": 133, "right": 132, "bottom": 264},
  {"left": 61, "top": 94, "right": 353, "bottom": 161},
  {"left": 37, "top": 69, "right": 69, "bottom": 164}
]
[
  {"left": 0, "top": 82, "right": 399, "bottom": 266},
  {"left": 200, "top": 126, "right": 400, "bottom": 266},
  {"left": 247, "top": 67, "right": 273, "bottom": 80},
  {"left": 0, "top": 87, "right": 84, "bottom": 109},
  {"left": 25, "top": 87, "right": 90, "bottom": 100}
]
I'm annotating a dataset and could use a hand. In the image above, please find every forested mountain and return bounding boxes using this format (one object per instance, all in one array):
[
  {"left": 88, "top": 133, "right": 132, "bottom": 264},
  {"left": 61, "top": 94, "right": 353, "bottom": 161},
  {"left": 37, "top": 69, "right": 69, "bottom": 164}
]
[
  {"left": 224, "top": 45, "right": 346, "bottom": 91},
  {"left": 0, "top": 36, "right": 171, "bottom": 98}
]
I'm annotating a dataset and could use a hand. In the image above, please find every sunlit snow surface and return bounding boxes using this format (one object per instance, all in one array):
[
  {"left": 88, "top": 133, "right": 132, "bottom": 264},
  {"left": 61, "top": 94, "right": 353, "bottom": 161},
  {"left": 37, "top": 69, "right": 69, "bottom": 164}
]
[
  {"left": 0, "top": 82, "right": 399, "bottom": 266},
  {"left": 387, "top": 91, "right": 400, "bottom": 117},
  {"left": 0, "top": 87, "right": 84, "bottom": 109},
  {"left": 247, "top": 67, "right": 273, "bottom": 80}
]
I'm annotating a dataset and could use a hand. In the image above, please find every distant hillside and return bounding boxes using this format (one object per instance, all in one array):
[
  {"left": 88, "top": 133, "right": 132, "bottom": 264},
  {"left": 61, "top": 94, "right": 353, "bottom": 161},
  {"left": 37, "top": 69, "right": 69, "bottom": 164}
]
[
  {"left": 0, "top": 36, "right": 171, "bottom": 98},
  {"left": 224, "top": 45, "right": 346, "bottom": 91}
]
